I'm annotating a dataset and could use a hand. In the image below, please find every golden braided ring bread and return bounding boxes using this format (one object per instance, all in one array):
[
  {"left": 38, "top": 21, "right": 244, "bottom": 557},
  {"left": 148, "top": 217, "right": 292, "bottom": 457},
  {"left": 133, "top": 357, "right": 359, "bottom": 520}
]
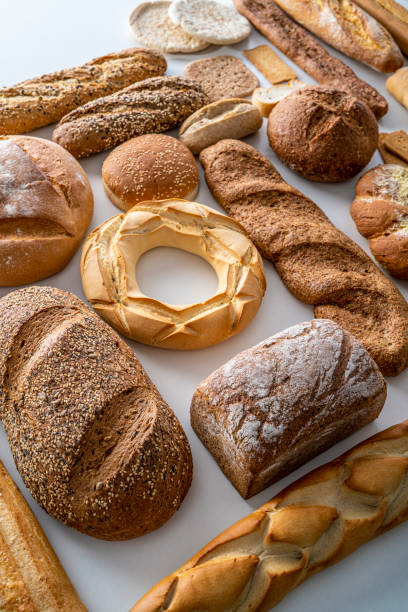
[{"left": 81, "top": 199, "right": 266, "bottom": 349}]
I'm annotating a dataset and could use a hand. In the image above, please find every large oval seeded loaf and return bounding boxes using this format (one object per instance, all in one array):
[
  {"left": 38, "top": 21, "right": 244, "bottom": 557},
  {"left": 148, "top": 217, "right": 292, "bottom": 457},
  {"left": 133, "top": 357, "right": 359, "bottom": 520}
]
[{"left": 0, "top": 286, "right": 192, "bottom": 541}]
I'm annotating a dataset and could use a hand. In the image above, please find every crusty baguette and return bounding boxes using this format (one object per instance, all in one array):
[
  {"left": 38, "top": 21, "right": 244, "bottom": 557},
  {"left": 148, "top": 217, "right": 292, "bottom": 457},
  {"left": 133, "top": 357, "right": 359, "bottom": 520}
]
[
  {"left": 234, "top": 0, "right": 388, "bottom": 118},
  {"left": 131, "top": 420, "right": 408, "bottom": 612},
  {"left": 0, "top": 460, "right": 87, "bottom": 611},
  {"left": 353, "top": 0, "right": 408, "bottom": 55},
  {"left": 273, "top": 0, "right": 403, "bottom": 72},
  {"left": 52, "top": 76, "right": 209, "bottom": 158},
  {"left": 199, "top": 139, "right": 408, "bottom": 376},
  {"left": 0, "top": 48, "right": 166, "bottom": 135}
]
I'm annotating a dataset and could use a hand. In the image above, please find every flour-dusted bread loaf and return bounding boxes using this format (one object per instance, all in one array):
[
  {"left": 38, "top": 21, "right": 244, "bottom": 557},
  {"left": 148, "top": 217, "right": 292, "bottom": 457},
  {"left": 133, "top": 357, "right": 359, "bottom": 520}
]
[
  {"left": 353, "top": 0, "right": 408, "bottom": 55},
  {"left": 273, "top": 0, "right": 403, "bottom": 72},
  {"left": 234, "top": 0, "right": 388, "bottom": 119},
  {"left": 0, "top": 286, "right": 192, "bottom": 540},
  {"left": 52, "top": 76, "right": 209, "bottom": 158},
  {"left": 200, "top": 139, "right": 408, "bottom": 376},
  {"left": 131, "top": 420, "right": 408, "bottom": 611},
  {"left": 0, "top": 460, "right": 87, "bottom": 611},
  {"left": 191, "top": 319, "right": 386, "bottom": 498},
  {"left": 0, "top": 48, "right": 166, "bottom": 135}
]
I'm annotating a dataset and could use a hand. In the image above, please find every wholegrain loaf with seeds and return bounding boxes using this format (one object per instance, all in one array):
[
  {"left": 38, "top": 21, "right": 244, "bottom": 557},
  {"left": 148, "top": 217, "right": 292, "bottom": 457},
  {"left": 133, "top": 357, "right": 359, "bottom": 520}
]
[
  {"left": 0, "top": 48, "right": 167, "bottom": 135},
  {"left": 52, "top": 76, "right": 209, "bottom": 158},
  {"left": 0, "top": 286, "right": 193, "bottom": 541}
]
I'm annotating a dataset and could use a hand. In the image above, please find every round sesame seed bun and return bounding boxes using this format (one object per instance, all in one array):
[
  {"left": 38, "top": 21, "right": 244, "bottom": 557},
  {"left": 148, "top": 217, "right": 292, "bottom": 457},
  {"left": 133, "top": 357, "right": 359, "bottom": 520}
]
[{"left": 102, "top": 134, "right": 199, "bottom": 212}]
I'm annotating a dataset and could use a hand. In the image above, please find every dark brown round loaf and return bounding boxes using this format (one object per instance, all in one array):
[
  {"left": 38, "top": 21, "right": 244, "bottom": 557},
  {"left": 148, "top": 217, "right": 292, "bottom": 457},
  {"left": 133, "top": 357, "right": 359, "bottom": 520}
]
[{"left": 267, "top": 85, "right": 378, "bottom": 182}]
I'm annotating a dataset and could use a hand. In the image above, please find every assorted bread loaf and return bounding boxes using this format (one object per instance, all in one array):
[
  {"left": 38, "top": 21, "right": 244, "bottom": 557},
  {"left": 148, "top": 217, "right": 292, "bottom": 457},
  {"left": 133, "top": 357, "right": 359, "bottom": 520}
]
[
  {"left": 131, "top": 419, "right": 408, "bottom": 611},
  {"left": 0, "top": 286, "right": 193, "bottom": 540},
  {"left": 200, "top": 139, "right": 408, "bottom": 376},
  {"left": 191, "top": 319, "right": 386, "bottom": 498},
  {"left": 353, "top": 0, "right": 408, "bottom": 54},
  {"left": 81, "top": 199, "right": 266, "bottom": 350},
  {"left": 0, "top": 460, "right": 87, "bottom": 611},
  {"left": 252, "top": 81, "right": 306, "bottom": 117},
  {"left": 379, "top": 130, "right": 408, "bottom": 167},
  {"left": 351, "top": 164, "right": 408, "bottom": 279},
  {"left": 0, "top": 135, "right": 93, "bottom": 286},
  {"left": 386, "top": 66, "right": 408, "bottom": 109}
]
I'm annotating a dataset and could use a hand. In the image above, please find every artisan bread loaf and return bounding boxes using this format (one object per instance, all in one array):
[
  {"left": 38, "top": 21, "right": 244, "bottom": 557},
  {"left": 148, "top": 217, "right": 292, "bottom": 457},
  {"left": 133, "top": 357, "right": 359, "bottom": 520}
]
[
  {"left": 52, "top": 76, "right": 209, "bottom": 158},
  {"left": 0, "top": 286, "right": 192, "bottom": 540},
  {"left": 131, "top": 420, "right": 408, "bottom": 611},
  {"left": 252, "top": 81, "right": 306, "bottom": 117},
  {"left": 386, "top": 66, "right": 408, "bottom": 110},
  {"left": 191, "top": 319, "right": 386, "bottom": 498},
  {"left": 351, "top": 164, "right": 408, "bottom": 279},
  {"left": 200, "top": 139, "right": 408, "bottom": 376},
  {"left": 267, "top": 86, "right": 378, "bottom": 182},
  {"left": 0, "top": 48, "right": 166, "bottom": 135},
  {"left": 234, "top": 0, "right": 388, "bottom": 119},
  {"left": 0, "top": 135, "right": 93, "bottom": 286},
  {"left": 353, "top": 0, "right": 408, "bottom": 55},
  {"left": 0, "top": 460, "right": 87, "bottom": 611},
  {"left": 273, "top": 0, "right": 403, "bottom": 72}
]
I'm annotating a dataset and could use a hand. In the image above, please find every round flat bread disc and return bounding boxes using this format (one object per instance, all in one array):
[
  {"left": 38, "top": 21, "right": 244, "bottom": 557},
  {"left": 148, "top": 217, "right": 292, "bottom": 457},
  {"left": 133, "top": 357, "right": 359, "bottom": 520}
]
[
  {"left": 129, "top": 1, "right": 210, "bottom": 54},
  {"left": 168, "top": 0, "right": 251, "bottom": 45}
]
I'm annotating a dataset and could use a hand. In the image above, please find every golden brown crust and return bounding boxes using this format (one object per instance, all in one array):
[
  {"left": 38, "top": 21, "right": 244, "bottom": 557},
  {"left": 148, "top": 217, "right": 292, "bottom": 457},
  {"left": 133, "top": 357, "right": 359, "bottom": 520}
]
[
  {"left": 0, "top": 286, "right": 192, "bottom": 540},
  {"left": 0, "top": 460, "right": 87, "bottom": 611},
  {"left": 131, "top": 420, "right": 408, "bottom": 612},
  {"left": 273, "top": 0, "right": 403, "bottom": 72},
  {"left": 102, "top": 135, "right": 199, "bottom": 211},
  {"left": 351, "top": 164, "right": 408, "bottom": 279},
  {"left": 386, "top": 66, "right": 408, "bottom": 109},
  {"left": 199, "top": 139, "right": 408, "bottom": 376},
  {"left": 52, "top": 76, "right": 209, "bottom": 158},
  {"left": 0, "top": 48, "right": 166, "bottom": 135},
  {"left": 379, "top": 132, "right": 408, "bottom": 167},
  {"left": 234, "top": 0, "right": 388, "bottom": 118},
  {"left": 0, "top": 136, "right": 94, "bottom": 286},
  {"left": 81, "top": 199, "right": 266, "bottom": 350},
  {"left": 353, "top": 0, "right": 408, "bottom": 54}
]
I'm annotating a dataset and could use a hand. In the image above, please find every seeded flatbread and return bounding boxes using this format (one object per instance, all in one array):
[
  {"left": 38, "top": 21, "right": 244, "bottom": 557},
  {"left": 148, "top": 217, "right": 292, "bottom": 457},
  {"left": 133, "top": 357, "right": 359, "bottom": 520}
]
[
  {"left": 169, "top": 0, "right": 251, "bottom": 45},
  {"left": 129, "top": 1, "right": 209, "bottom": 54},
  {"left": 184, "top": 55, "right": 259, "bottom": 102}
]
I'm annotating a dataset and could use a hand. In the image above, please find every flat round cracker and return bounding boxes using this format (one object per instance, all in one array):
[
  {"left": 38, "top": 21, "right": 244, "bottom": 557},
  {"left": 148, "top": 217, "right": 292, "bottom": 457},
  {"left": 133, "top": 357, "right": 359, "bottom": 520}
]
[
  {"left": 129, "top": 1, "right": 209, "bottom": 54},
  {"left": 184, "top": 56, "right": 259, "bottom": 101},
  {"left": 169, "top": 0, "right": 251, "bottom": 45}
]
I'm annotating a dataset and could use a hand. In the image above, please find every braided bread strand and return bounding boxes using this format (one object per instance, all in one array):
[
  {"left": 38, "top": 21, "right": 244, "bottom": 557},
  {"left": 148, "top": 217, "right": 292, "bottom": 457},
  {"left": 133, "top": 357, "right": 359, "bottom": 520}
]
[
  {"left": 131, "top": 420, "right": 408, "bottom": 612},
  {"left": 199, "top": 140, "right": 408, "bottom": 376}
]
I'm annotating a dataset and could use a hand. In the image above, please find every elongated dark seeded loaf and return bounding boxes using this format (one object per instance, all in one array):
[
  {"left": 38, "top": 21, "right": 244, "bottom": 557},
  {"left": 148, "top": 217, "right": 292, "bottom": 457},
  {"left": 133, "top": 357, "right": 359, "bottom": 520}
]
[
  {"left": 0, "top": 48, "right": 167, "bottom": 134},
  {"left": 191, "top": 319, "right": 386, "bottom": 498},
  {"left": 52, "top": 76, "right": 209, "bottom": 158},
  {"left": 131, "top": 420, "right": 408, "bottom": 611},
  {"left": 234, "top": 0, "right": 388, "bottom": 118},
  {"left": 200, "top": 139, "right": 408, "bottom": 376},
  {"left": 0, "top": 286, "right": 192, "bottom": 541}
]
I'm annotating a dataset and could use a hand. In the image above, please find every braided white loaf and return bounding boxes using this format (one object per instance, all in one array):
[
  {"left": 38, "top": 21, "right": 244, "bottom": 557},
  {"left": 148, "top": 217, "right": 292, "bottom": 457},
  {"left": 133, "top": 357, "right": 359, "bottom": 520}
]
[{"left": 131, "top": 420, "right": 408, "bottom": 611}]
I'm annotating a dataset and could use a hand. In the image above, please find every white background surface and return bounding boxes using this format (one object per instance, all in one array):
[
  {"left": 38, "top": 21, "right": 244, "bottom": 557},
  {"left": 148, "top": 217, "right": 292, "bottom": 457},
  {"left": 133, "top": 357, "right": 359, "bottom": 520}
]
[{"left": 1, "top": 1, "right": 408, "bottom": 610}]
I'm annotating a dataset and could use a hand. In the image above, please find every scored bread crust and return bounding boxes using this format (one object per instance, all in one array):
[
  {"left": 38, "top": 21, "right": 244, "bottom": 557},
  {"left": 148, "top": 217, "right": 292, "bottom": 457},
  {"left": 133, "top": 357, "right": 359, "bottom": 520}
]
[
  {"left": 0, "top": 48, "right": 167, "bottom": 135},
  {"left": 0, "top": 286, "right": 192, "bottom": 540},
  {"left": 351, "top": 164, "right": 408, "bottom": 279},
  {"left": 52, "top": 76, "right": 209, "bottom": 158},
  {"left": 199, "top": 139, "right": 408, "bottom": 376},
  {"left": 131, "top": 420, "right": 408, "bottom": 612},
  {"left": 0, "top": 460, "right": 87, "bottom": 611},
  {"left": 273, "top": 0, "right": 403, "bottom": 73},
  {"left": 353, "top": 0, "right": 408, "bottom": 55},
  {"left": 191, "top": 319, "right": 386, "bottom": 498},
  {"left": 234, "top": 0, "right": 388, "bottom": 118}
]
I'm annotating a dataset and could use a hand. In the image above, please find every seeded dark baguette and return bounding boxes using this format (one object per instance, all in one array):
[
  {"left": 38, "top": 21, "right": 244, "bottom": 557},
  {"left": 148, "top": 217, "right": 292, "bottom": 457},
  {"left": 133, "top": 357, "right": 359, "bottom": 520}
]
[{"left": 0, "top": 48, "right": 166, "bottom": 135}]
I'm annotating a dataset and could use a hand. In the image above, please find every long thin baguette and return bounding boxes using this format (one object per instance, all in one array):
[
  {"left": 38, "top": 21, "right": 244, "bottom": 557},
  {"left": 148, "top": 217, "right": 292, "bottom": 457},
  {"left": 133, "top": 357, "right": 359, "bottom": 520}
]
[
  {"left": 234, "top": 0, "right": 388, "bottom": 118},
  {"left": 353, "top": 0, "right": 408, "bottom": 55},
  {"left": 52, "top": 76, "right": 209, "bottom": 158},
  {"left": 199, "top": 139, "right": 408, "bottom": 377},
  {"left": 131, "top": 420, "right": 408, "bottom": 611},
  {"left": 0, "top": 460, "right": 87, "bottom": 611},
  {"left": 0, "top": 48, "right": 166, "bottom": 135},
  {"left": 273, "top": 0, "right": 403, "bottom": 72}
]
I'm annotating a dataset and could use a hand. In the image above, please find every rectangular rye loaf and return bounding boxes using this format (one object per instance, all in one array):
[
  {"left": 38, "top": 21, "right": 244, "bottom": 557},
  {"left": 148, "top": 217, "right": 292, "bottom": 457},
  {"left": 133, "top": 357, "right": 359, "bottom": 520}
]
[{"left": 191, "top": 319, "right": 386, "bottom": 498}]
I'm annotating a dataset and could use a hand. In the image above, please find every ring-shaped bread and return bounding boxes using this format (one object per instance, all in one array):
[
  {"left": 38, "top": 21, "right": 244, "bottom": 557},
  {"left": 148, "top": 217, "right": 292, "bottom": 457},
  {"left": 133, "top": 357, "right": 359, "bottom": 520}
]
[{"left": 81, "top": 199, "right": 266, "bottom": 349}]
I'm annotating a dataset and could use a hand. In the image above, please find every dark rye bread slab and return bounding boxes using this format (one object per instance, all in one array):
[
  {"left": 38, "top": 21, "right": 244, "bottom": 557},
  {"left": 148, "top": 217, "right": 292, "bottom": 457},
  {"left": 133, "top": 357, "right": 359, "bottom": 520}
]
[
  {"left": 234, "top": 0, "right": 388, "bottom": 119},
  {"left": 200, "top": 139, "right": 408, "bottom": 376},
  {"left": 52, "top": 75, "right": 209, "bottom": 158},
  {"left": 0, "top": 286, "right": 192, "bottom": 541},
  {"left": 191, "top": 319, "right": 386, "bottom": 498}
]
